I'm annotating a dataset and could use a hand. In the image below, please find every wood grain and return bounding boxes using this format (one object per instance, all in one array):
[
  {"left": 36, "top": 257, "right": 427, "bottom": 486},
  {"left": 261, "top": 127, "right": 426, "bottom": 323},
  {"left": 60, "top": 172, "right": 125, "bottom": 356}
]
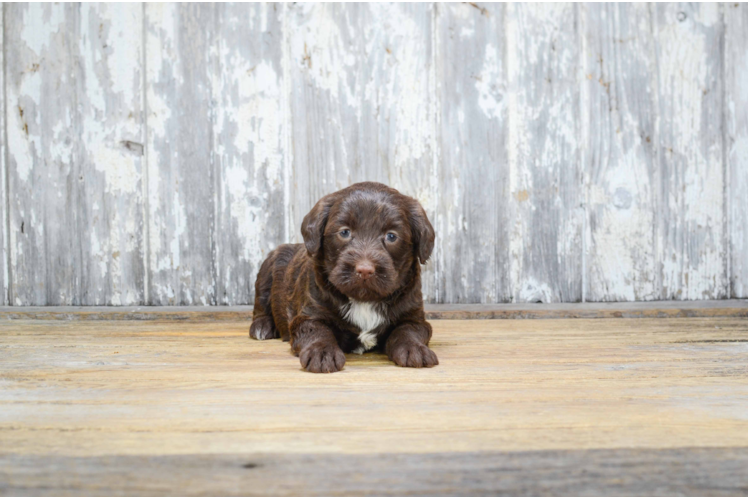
[
  {"left": 1, "top": 316, "right": 748, "bottom": 494},
  {"left": 0, "top": 3, "right": 747, "bottom": 306},
  {"left": 76, "top": 4, "right": 146, "bottom": 306},
  {"left": 506, "top": 3, "right": 584, "bottom": 303},
  {"left": 582, "top": 4, "right": 659, "bottom": 301},
  {"left": 5, "top": 4, "right": 145, "bottom": 306},
  {"left": 212, "top": 3, "right": 287, "bottom": 305},
  {"left": 0, "top": 8, "right": 6, "bottom": 306},
  {"left": 726, "top": 3, "right": 748, "bottom": 298},
  {"left": 287, "top": 3, "right": 438, "bottom": 300},
  {"left": 145, "top": 4, "right": 216, "bottom": 305},
  {"left": 5, "top": 4, "right": 82, "bottom": 305},
  {"left": 436, "top": 3, "right": 510, "bottom": 303},
  {"left": 3, "top": 448, "right": 748, "bottom": 496},
  {"left": 654, "top": 3, "right": 727, "bottom": 300}
]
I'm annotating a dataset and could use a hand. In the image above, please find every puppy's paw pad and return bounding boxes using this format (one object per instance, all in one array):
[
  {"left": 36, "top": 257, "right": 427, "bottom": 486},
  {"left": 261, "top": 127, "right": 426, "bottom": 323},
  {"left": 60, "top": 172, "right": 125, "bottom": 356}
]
[
  {"left": 389, "top": 342, "right": 439, "bottom": 368},
  {"left": 249, "top": 316, "right": 277, "bottom": 340},
  {"left": 299, "top": 344, "right": 346, "bottom": 373}
]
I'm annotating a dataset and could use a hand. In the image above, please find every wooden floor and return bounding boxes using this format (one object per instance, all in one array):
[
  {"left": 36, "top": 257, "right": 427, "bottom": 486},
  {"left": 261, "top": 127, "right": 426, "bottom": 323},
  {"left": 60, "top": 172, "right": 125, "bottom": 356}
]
[{"left": 2, "top": 315, "right": 748, "bottom": 495}]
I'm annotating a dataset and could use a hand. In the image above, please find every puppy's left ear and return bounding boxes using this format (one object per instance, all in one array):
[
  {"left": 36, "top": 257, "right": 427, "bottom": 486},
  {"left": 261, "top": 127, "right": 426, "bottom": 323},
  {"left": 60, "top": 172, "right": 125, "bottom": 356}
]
[
  {"left": 301, "top": 192, "right": 338, "bottom": 258},
  {"left": 407, "top": 198, "right": 435, "bottom": 265}
]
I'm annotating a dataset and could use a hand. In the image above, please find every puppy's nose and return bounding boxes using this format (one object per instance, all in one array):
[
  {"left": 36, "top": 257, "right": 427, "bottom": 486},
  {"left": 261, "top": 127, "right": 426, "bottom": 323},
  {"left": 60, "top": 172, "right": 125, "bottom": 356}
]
[{"left": 355, "top": 261, "right": 375, "bottom": 281}]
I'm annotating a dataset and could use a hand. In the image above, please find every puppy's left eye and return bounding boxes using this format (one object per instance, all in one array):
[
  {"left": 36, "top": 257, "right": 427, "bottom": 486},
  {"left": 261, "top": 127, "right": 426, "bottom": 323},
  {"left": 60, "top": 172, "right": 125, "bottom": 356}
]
[{"left": 385, "top": 232, "right": 397, "bottom": 243}]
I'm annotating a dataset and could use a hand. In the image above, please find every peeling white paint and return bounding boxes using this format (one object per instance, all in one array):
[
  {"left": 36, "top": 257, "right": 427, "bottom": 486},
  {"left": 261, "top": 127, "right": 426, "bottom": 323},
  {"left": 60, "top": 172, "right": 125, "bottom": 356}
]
[
  {"left": 9, "top": 54, "right": 43, "bottom": 184},
  {"left": 518, "top": 278, "right": 554, "bottom": 304},
  {"left": 290, "top": 4, "right": 349, "bottom": 102},
  {"left": 76, "top": 3, "right": 145, "bottom": 304},
  {"left": 459, "top": 26, "right": 474, "bottom": 39},
  {"left": 3, "top": 2, "right": 747, "bottom": 305},
  {"left": 583, "top": 3, "right": 659, "bottom": 302},
  {"left": 727, "top": 3, "right": 748, "bottom": 298},
  {"left": 656, "top": 3, "right": 726, "bottom": 299},
  {"left": 506, "top": 3, "right": 582, "bottom": 303},
  {"left": 21, "top": 4, "right": 57, "bottom": 57},
  {"left": 0, "top": 15, "right": 6, "bottom": 304},
  {"left": 103, "top": 4, "right": 142, "bottom": 105},
  {"left": 475, "top": 44, "right": 502, "bottom": 119},
  {"left": 506, "top": 3, "right": 523, "bottom": 303},
  {"left": 210, "top": 3, "right": 287, "bottom": 304},
  {"left": 92, "top": 148, "right": 140, "bottom": 194}
]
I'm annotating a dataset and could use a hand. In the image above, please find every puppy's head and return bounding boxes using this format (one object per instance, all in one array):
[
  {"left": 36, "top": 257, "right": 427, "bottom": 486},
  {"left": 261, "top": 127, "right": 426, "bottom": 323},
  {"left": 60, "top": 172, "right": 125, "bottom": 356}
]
[{"left": 301, "top": 182, "right": 434, "bottom": 302}]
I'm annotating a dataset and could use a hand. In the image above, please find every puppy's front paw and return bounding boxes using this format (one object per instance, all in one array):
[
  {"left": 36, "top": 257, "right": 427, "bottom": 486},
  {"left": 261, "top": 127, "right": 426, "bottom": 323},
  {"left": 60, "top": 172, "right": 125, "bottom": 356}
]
[
  {"left": 389, "top": 342, "right": 439, "bottom": 368},
  {"left": 250, "top": 316, "right": 277, "bottom": 340},
  {"left": 299, "top": 343, "right": 346, "bottom": 373}
]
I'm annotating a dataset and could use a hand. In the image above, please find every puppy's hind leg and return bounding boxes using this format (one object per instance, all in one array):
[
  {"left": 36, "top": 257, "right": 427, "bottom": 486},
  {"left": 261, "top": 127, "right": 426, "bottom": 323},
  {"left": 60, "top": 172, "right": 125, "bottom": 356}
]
[{"left": 249, "top": 254, "right": 279, "bottom": 340}]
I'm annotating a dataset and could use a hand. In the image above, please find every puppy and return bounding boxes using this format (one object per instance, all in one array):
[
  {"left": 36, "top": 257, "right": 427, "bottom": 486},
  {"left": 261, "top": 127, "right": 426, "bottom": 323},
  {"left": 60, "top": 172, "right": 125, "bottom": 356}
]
[{"left": 249, "top": 182, "right": 438, "bottom": 373}]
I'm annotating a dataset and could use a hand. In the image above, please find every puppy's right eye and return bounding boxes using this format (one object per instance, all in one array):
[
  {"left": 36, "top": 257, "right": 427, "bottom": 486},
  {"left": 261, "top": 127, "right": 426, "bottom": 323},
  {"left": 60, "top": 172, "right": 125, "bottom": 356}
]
[{"left": 339, "top": 229, "right": 351, "bottom": 239}]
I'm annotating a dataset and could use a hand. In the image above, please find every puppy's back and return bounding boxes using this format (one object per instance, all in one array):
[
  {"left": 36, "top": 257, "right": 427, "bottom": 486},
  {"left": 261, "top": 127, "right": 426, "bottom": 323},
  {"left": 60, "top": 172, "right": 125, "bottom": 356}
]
[{"left": 250, "top": 244, "right": 305, "bottom": 340}]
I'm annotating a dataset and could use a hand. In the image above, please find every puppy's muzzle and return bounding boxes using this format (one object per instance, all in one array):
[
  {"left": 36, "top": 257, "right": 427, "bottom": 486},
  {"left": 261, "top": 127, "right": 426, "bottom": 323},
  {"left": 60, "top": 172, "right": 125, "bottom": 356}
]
[{"left": 355, "top": 260, "right": 375, "bottom": 281}]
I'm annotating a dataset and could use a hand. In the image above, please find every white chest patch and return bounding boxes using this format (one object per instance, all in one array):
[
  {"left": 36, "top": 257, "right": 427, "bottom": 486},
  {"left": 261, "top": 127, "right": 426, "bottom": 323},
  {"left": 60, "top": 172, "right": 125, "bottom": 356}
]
[{"left": 341, "top": 300, "right": 387, "bottom": 354}]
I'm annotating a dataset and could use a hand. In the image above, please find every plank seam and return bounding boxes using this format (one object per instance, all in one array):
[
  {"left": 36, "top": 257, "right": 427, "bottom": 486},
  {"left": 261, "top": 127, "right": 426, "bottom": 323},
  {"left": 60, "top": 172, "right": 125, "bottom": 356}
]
[
  {"left": 500, "top": 2, "right": 509, "bottom": 304},
  {"left": 721, "top": 2, "right": 732, "bottom": 299},
  {"left": 2, "top": 3, "right": 10, "bottom": 305},
  {"left": 72, "top": 4, "right": 84, "bottom": 306},
  {"left": 281, "top": 2, "right": 293, "bottom": 247},
  {"left": 578, "top": 2, "right": 588, "bottom": 303},
  {"left": 644, "top": 4, "right": 659, "bottom": 302},
  {"left": 430, "top": 2, "right": 440, "bottom": 304},
  {"left": 575, "top": 3, "right": 584, "bottom": 303},
  {"left": 649, "top": 3, "right": 663, "bottom": 301},
  {"left": 505, "top": 4, "right": 516, "bottom": 303},
  {"left": 141, "top": 3, "right": 151, "bottom": 306},
  {"left": 210, "top": 4, "right": 220, "bottom": 305}
]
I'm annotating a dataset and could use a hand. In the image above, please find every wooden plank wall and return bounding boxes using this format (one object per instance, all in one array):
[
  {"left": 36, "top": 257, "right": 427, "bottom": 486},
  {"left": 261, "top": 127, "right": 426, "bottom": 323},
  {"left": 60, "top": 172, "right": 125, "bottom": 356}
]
[
  {"left": 2, "top": 3, "right": 747, "bottom": 306},
  {"left": 436, "top": 3, "right": 508, "bottom": 304},
  {"left": 582, "top": 3, "right": 658, "bottom": 302},
  {"left": 1, "top": 6, "right": 6, "bottom": 306},
  {"left": 655, "top": 3, "right": 726, "bottom": 300},
  {"left": 726, "top": 3, "right": 748, "bottom": 299},
  {"left": 5, "top": 4, "right": 145, "bottom": 306}
]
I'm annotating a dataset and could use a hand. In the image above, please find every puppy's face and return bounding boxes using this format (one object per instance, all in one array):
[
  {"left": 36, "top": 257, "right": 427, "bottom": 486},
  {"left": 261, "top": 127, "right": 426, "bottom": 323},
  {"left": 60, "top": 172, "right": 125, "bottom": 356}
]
[
  {"left": 323, "top": 192, "right": 411, "bottom": 301},
  {"left": 302, "top": 183, "right": 434, "bottom": 302}
]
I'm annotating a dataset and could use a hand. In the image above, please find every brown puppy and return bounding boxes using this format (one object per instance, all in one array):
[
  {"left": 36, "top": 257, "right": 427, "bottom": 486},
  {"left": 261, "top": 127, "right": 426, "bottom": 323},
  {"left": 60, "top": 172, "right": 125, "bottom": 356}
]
[{"left": 249, "top": 182, "right": 438, "bottom": 373}]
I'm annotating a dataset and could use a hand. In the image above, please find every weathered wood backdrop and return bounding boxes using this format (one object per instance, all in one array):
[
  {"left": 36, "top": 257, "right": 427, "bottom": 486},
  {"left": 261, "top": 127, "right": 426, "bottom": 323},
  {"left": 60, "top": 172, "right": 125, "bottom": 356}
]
[{"left": 2, "top": 3, "right": 747, "bottom": 306}]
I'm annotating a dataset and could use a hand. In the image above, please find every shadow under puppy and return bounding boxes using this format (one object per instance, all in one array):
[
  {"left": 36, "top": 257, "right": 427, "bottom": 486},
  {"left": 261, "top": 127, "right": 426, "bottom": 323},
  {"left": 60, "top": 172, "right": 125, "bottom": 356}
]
[{"left": 249, "top": 182, "right": 438, "bottom": 373}]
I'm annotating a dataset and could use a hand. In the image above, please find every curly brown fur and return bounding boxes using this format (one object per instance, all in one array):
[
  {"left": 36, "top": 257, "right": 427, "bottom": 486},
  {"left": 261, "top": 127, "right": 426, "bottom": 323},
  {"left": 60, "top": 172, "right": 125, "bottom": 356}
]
[{"left": 249, "top": 182, "right": 438, "bottom": 373}]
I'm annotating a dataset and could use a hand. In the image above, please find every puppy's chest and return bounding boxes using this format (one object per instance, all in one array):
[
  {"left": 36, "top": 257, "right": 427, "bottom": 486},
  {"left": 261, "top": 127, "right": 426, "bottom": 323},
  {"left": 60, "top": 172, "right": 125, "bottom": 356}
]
[{"left": 340, "top": 301, "right": 388, "bottom": 354}]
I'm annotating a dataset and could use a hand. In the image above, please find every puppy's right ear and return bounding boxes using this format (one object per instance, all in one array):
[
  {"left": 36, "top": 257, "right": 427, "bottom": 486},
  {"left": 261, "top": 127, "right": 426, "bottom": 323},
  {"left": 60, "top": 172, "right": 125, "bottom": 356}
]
[{"left": 301, "top": 193, "right": 338, "bottom": 258}]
